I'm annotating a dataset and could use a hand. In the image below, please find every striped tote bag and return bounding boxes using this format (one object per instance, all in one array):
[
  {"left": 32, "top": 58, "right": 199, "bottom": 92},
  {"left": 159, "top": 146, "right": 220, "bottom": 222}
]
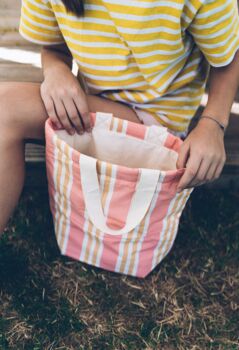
[{"left": 45, "top": 112, "right": 193, "bottom": 278}]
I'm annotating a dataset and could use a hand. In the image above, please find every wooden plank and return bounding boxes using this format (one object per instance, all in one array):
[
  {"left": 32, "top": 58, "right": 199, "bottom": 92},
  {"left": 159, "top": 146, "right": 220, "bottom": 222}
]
[
  {"left": 0, "top": 60, "right": 43, "bottom": 82},
  {"left": 0, "top": 45, "right": 43, "bottom": 82},
  {"left": 0, "top": 1, "right": 27, "bottom": 46},
  {"left": 25, "top": 162, "right": 47, "bottom": 189},
  {"left": 25, "top": 143, "right": 45, "bottom": 163}
]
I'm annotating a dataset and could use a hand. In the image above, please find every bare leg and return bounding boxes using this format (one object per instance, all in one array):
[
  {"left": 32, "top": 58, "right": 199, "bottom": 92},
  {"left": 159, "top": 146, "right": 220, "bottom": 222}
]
[
  {"left": 0, "top": 82, "right": 48, "bottom": 234},
  {"left": 0, "top": 82, "right": 140, "bottom": 234}
]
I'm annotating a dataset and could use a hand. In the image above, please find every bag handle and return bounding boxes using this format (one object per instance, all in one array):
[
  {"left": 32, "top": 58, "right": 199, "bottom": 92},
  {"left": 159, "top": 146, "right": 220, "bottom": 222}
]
[{"left": 80, "top": 155, "right": 160, "bottom": 236}]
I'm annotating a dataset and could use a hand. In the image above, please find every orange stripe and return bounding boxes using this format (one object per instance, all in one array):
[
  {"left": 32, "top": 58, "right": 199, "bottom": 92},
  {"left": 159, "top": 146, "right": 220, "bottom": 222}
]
[
  {"left": 59, "top": 144, "right": 71, "bottom": 249},
  {"left": 118, "top": 229, "right": 135, "bottom": 273},
  {"left": 55, "top": 138, "right": 64, "bottom": 244},
  {"left": 110, "top": 117, "right": 114, "bottom": 131},
  {"left": 161, "top": 190, "right": 191, "bottom": 261},
  {"left": 84, "top": 220, "right": 94, "bottom": 262},
  {"left": 117, "top": 118, "right": 123, "bottom": 132},
  {"left": 154, "top": 190, "right": 184, "bottom": 263},
  {"left": 127, "top": 216, "right": 147, "bottom": 275},
  {"left": 91, "top": 162, "right": 112, "bottom": 265}
]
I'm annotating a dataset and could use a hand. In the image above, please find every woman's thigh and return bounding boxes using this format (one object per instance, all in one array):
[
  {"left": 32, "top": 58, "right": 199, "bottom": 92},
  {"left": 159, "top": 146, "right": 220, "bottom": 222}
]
[
  {"left": 87, "top": 94, "right": 140, "bottom": 124},
  {"left": 0, "top": 81, "right": 140, "bottom": 141},
  {"left": 0, "top": 82, "right": 48, "bottom": 140}
]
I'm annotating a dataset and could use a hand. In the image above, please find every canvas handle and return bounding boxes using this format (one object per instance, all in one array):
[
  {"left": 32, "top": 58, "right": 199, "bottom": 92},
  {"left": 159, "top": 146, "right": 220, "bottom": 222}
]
[{"left": 80, "top": 155, "right": 160, "bottom": 235}]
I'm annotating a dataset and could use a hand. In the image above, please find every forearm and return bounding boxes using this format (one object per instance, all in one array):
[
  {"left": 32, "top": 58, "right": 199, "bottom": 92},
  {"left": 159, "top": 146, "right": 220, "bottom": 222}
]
[
  {"left": 41, "top": 43, "right": 73, "bottom": 78},
  {"left": 202, "top": 50, "right": 239, "bottom": 128}
]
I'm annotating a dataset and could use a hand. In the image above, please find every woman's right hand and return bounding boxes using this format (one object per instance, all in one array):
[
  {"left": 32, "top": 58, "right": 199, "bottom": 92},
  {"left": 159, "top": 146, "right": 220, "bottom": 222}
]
[{"left": 40, "top": 62, "right": 92, "bottom": 135}]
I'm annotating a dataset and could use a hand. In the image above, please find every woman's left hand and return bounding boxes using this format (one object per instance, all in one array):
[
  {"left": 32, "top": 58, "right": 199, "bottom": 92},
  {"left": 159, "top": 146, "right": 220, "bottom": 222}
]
[{"left": 176, "top": 117, "right": 227, "bottom": 192}]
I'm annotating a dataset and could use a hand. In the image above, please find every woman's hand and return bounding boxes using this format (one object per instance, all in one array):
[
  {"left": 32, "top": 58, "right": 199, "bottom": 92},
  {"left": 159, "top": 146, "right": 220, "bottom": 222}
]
[
  {"left": 40, "top": 62, "right": 91, "bottom": 135},
  {"left": 176, "top": 117, "right": 227, "bottom": 192}
]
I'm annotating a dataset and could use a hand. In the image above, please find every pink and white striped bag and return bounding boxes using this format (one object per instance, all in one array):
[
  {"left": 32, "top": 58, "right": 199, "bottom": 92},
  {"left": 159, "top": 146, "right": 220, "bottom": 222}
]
[{"left": 45, "top": 112, "right": 193, "bottom": 278}]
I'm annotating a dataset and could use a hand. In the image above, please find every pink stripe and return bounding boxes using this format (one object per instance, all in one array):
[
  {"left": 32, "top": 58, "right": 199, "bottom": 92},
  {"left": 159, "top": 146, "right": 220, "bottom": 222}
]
[
  {"left": 45, "top": 121, "right": 57, "bottom": 219},
  {"left": 126, "top": 120, "right": 147, "bottom": 139},
  {"left": 136, "top": 177, "right": 176, "bottom": 277},
  {"left": 100, "top": 166, "right": 140, "bottom": 271},
  {"left": 46, "top": 117, "right": 90, "bottom": 260},
  {"left": 90, "top": 112, "right": 97, "bottom": 126},
  {"left": 164, "top": 134, "right": 182, "bottom": 153},
  {"left": 64, "top": 153, "right": 86, "bottom": 260},
  {"left": 99, "top": 234, "right": 123, "bottom": 272},
  {"left": 163, "top": 168, "right": 185, "bottom": 187},
  {"left": 106, "top": 167, "right": 139, "bottom": 230}
]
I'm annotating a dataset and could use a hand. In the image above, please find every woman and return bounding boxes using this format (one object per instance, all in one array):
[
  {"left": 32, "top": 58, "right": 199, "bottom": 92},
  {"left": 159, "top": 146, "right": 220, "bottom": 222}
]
[{"left": 0, "top": 0, "right": 238, "bottom": 233}]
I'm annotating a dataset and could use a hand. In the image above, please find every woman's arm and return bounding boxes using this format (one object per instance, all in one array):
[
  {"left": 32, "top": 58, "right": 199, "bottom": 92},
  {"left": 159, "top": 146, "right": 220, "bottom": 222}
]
[
  {"left": 41, "top": 43, "right": 73, "bottom": 73},
  {"left": 201, "top": 50, "right": 239, "bottom": 128},
  {"left": 176, "top": 50, "right": 239, "bottom": 192},
  {"left": 40, "top": 43, "right": 91, "bottom": 135}
]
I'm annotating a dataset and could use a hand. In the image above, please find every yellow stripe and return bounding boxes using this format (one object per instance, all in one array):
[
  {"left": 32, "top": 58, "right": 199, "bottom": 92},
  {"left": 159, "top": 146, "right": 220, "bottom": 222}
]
[
  {"left": 19, "top": 0, "right": 239, "bottom": 132},
  {"left": 20, "top": 25, "right": 63, "bottom": 44},
  {"left": 22, "top": 5, "right": 58, "bottom": 27}
]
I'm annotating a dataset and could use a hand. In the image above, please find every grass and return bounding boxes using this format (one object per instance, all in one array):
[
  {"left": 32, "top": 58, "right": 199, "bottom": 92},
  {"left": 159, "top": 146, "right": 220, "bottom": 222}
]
[{"left": 0, "top": 183, "right": 238, "bottom": 350}]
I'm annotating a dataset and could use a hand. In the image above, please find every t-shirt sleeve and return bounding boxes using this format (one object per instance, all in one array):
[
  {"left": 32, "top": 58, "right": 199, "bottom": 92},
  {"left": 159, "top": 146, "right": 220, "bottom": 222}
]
[
  {"left": 19, "top": 0, "right": 65, "bottom": 45},
  {"left": 188, "top": 0, "right": 239, "bottom": 67}
]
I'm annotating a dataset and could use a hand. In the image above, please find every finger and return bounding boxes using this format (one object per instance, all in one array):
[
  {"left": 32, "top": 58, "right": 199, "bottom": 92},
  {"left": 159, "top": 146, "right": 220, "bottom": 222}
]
[
  {"left": 188, "top": 158, "right": 212, "bottom": 187},
  {"left": 205, "top": 161, "right": 219, "bottom": 182},
  {"left": 176, "top": 142, "right": 190, "bottom": 169},
  {"left": 189, "top": 178, "right": 207, "bottom": 188},
  {"left": 213, "top": 160, "right": 225, "bottom": 180},
  {"left": 184, "top": 180, "right": 205, "bottom": 189},
  {"left": 53, "top": 98, "right": 75, "bottom": 135},
  {"left": 73, "top": 97, "right": 92, "bottom": 132},
  {"left": 43, "top": 95, "right": 61, "bottom": 128},
  {"left": 195, "top": 180, "right": 206, "bottom": 187},
  {"left": 62, "top": 97, "right": 84, "bottom": 134},
  {"left": 177, "top": 154, "right": 202, "bottom": 192},
  {"left": 81, "top": 110, "right": 92, "bottom": 132}
]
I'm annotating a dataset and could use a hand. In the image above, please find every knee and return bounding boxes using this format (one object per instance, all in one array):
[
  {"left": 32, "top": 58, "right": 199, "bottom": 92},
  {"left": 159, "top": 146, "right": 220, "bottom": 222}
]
[
  {"left": 0, "top": 84, "right": 15, "bottom": 126},
  {"left": 0, "top": 83, "right": 23, "bottom": 139}
]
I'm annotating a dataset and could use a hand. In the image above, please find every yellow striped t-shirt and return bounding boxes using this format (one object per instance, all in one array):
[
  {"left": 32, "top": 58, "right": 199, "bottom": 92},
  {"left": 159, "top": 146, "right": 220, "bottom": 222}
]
[{"left": 19, "top": 0, "right": 239, "bottom": 133}]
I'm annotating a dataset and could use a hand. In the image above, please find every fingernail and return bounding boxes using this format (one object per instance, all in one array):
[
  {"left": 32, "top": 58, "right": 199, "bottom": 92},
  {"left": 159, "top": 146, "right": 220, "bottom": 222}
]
[
  {"left": 87, "top": 127, "right": 92, "bottom": 133},
  {"left": 69, "top": 129, "right": 75, "bottom": 135},
  {"left": 56, "top": 122, "right": 61, "bottom": 128},
  {"left": 177, "top": 188, "right": 181, "bottom": 193}
]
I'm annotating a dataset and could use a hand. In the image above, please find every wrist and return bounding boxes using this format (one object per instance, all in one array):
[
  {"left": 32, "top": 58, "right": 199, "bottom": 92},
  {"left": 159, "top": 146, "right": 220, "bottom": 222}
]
[
  {"left": 197, "top": 115, "right": 226, "bottom": 135},
  {"left": 202, "top": 106, "right": 229, "bottom": 129},
  {"left": 43, "top": 61, "right": 72, "bottom": 79}
]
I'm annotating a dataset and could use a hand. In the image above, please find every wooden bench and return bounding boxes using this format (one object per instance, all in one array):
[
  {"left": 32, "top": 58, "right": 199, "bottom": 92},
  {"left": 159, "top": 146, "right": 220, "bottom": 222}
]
[{"left": 0, "top": 43, "right": 238, "bottom": 189}]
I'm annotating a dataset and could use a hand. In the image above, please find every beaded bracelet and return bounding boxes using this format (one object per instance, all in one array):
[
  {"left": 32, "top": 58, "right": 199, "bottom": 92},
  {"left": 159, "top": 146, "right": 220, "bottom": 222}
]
[{"left": 199, "top": 115, "right": 227, "bottom": 134}]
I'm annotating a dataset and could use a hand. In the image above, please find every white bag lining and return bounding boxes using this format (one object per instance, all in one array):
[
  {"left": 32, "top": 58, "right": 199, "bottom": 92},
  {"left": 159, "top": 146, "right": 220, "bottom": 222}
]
[{"left": 55, "top": 128, "right": 178, "bottom": 171}]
